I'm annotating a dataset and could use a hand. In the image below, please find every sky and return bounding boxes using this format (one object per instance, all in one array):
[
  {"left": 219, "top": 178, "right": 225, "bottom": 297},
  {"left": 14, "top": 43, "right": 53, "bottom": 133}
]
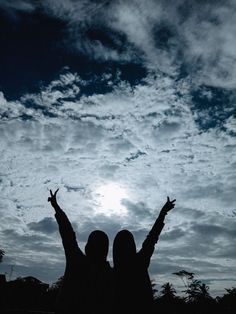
[{"left": 0, "top": 0, "right": 236, "bottom": 297}]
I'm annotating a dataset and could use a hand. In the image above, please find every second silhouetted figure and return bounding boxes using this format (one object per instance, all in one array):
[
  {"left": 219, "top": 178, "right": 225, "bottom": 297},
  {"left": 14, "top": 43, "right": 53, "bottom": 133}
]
[{"left": 112, "top": 197, "right": 176, "bottom": 314}]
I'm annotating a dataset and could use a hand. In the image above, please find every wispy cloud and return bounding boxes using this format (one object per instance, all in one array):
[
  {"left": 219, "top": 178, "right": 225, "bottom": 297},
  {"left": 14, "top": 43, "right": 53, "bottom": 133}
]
[
  {"left": 2, "top": 0, "right": 234, "bottom": 88},
  {"left": 0, "top": 68, "right": 235, "bottom": 293}
]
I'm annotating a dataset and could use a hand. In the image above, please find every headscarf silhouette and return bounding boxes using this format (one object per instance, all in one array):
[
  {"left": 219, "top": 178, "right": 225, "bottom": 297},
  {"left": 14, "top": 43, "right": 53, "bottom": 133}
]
[
  {"left": 48, "top": 189, "right": 113, "bottom": 314},
  {"left": 113, "top": 230, "right": 136, "bottom": 268},
  {"left": 85, "top": 230, "right": 109, "bottom": 263},
  {"left": 112, "top": 197, "right": 176, "bottom": 314}
]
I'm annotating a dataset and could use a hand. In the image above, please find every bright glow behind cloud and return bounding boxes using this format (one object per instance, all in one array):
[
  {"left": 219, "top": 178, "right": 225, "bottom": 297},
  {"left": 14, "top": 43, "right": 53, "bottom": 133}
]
[
  {"left": 0, "top": 70, "right": 235, "bottom": 297},
  {"left": 0, "top": 0, "right": 236, "bottom": 294},
  {"left": 94, "top": 183, "right": 129, "bottom": 216}
]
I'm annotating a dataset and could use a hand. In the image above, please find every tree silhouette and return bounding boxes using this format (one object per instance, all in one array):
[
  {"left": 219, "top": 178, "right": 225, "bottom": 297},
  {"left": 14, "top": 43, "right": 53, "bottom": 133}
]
[
  {"left": 0, "top": 266, "right": 235, "bottom": 314},
  {"left": 154, "top": 282, "right": 185, "bottom": 314},
  {"left": 46, "top": 276, "right": 65, "bottom": 311},
  {"left": 0, "top": 249, "right": 4, "bottom": 263},
  {"left": 184, "top": 279, "right": 212, "bottom": 303},
  {"left": 50, "top": 275, "right": 64, "bottom": 292},
  {"left": 218, "top": 287, "right": 236, "bottom": 313},
  {"left": 198, "top": 283, "right": 212, "bottom": 300},
  {"left": 151, "top": 279, "right": 158, "bottom": 300},
  {"left": 3, "top": 276, "right": 49, "bottom": 312},
  {"left": 173, "top": 270, "right": 195, "bottom": 288},
  {"left": 225, "top": 287, "right": 236, "bottom": 296},
  {"left": 160, "top": 282, "right": 177, "bottom": 299}
]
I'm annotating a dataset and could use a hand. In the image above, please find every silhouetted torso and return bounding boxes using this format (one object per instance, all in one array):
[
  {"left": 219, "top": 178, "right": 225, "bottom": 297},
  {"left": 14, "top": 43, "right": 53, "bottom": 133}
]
[
  {"left": 55, "top": 209, "right": 113, "bottom": 314},
  {"left": 114, "top": 256, "right": 153, "bottom": 314},
  {"left": 113, "top": 219, "right": 165, "bottom": 314}
]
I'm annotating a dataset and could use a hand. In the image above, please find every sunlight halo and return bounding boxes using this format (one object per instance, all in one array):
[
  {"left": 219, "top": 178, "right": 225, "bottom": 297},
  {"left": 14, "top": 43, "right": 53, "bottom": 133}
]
[{"left": 94, "top": 183, "right": 129, "bottom": 216}]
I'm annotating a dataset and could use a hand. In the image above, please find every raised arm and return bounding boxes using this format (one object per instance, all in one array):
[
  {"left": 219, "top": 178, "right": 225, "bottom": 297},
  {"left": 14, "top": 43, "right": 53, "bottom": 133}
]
[
  {"left": 48, "top": 189, "right": 84, "bottom": 260},
  {"left": 139, "top": 197, "right": 176, "bottom": 265}
]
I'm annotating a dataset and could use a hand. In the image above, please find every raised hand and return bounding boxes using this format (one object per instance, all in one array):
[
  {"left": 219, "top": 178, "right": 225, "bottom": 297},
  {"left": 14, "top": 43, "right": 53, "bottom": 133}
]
[
  {"left": 161, "top": 196, "right": 176, "bottom": 215},
  {"left": 48, "top": 188, "right": 59, "bottom": 210}
]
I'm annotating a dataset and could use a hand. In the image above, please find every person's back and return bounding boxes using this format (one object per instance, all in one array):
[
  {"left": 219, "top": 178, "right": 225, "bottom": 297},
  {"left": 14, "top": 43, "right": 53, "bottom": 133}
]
[
  {"left": 85, "top": 230, "right": 114, "bottom": 314},
  {"left": 48, "top": 189, "right": 113, "bottom": 314},
  {"left": 58, "top": 252, "right": 113, "bottom": 314},
  {"left": 112, "top": 230, "right": 153, "bottom": 314},
  {"left": 112, "top": 197, "right": 176, "bottom": 314}
]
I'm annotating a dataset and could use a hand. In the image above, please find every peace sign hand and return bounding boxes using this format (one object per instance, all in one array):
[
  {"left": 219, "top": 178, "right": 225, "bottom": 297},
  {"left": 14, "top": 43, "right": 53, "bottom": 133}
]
[
  {"left": 161, "top": 196, "right": 176, "bottom": 214},
  {"left": 48, "top": 188, "right": 59, "bottom": 210}
]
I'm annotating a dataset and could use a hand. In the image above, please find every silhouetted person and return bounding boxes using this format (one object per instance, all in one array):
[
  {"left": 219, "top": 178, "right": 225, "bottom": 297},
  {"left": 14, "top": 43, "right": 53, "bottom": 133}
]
[
  {"left": 112, "top": 197, "right": 176, "bottom": 314},
  {"left": 48, "top": 189, "right": 113, "bottom": 314}
]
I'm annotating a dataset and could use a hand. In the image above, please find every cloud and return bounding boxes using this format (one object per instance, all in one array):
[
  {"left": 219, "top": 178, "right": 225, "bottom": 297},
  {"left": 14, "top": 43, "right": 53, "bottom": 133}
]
[
  {"left": 0, "top": 0, "right": 36, "bottom": 13},
  {"left": 44, "top": 0, "right": 236, "bottom": 88},
  {"left": 1, "top": 0, "right": 236, "bottom": 89},
  {"left": 176, "top": 0, "right": 236, "bottom": 88},
  {"left": 160, "top": 227, "right": 185, "bottom": 241},
  {"left": 191, "top": 222, "right": 236, "bottom": 240},
  {"left": 0, "top": 1, "right": 235, "bottom": 296},
  {"left": 0, "top": 64, "right": 236, "bottom": 294},
  {"left": 177, "top": 207, "right": 205, "bottom": 220},
  {"left": 27, "top": 217, "right": 58, "bottom": 234}
]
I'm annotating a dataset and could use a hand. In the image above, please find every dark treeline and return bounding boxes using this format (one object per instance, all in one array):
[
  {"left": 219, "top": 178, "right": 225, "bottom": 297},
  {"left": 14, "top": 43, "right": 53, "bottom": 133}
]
[{"left": 0, "top": 271, "right": 235, "bottom": 314}]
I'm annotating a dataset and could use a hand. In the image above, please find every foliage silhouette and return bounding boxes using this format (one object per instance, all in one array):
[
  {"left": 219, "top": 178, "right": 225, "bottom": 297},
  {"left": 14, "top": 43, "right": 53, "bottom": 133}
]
[
  {"left": 0, "top": 249, "right": 4, "bottom": 263},
  {"left": 173, "top": 270, "right": 195, "bottom": 288},
  {"left": 154, "top": 282, "right": 185, "bottom": 314},
  {"left": 0, "top": 271, "right": 235, "bottom": 313},
  {"left": 184, "top": 280, "right": 212, "bottom": 303},
  {"left": 160, "top": 282, "right": 177, "bottom": 299}
]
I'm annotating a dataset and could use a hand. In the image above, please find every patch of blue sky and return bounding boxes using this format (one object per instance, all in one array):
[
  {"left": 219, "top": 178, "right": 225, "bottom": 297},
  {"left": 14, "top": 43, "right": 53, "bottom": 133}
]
[{"left": 190, "top": 86, "right": 236, "bottom": 131}]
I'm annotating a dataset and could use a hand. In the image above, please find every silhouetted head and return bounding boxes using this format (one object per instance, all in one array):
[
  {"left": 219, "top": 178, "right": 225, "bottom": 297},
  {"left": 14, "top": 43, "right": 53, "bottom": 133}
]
[
  {"left": 85, "top": 230, "right": 109, "bottom": 263},
  {"left": 113, "top": 229, "right": 137, "bottom": 269}
]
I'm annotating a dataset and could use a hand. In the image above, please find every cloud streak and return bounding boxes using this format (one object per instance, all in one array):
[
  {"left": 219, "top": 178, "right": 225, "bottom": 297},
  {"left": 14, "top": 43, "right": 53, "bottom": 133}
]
[{"left": 2, "top": 0, "right": 236, "bottom": 88}]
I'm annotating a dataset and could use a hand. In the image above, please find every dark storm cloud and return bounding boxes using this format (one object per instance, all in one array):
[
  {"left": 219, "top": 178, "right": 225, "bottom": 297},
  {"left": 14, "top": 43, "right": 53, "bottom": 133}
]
[
  {"left": 184, "top": 182, "right": 236, "bottom": 208},
  {"left": 177, "top": 207, "right": 205, "bottom": 220},
  {"left": 27, "top": 217, "right": 58, "bottom": 234},
  {"left": 160, "top": 227, "right": 185, "bottom": 241},
  {"left": 122, "top": 199, "right": 152, "bottom": 220},
  {"left": 158, "top": 218, "right": 236, "bottom": 262},
  {"left": 2, "top": 228, "right": 56, "bottom": 251},
  {"left": 1, "top": 225, "right": 66, "bottom": 283},
  {"left": 210, "top": 244, "right": 236, "bottom": 259},
  {"left": 74, "top": 214, "right": 123, "bottom": 241},
  {"left": 190, "top": 222, "right": 236, "bottom": 243}
]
